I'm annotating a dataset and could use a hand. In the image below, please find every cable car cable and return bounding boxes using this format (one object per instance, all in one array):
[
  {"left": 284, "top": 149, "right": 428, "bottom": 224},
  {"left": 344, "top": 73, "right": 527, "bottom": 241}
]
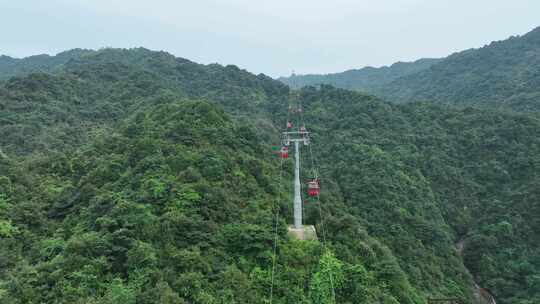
[
  {"left": 269, "top": 155, "right": 284, "bottom": 304},
  {"left": 270, "top": 83, "right": 336, "bottom": 303},
  {"left": 298, "top": 90, "right": 336, "bottom": 302},
  {"left": 297, "top": 89, "right": 336, "bottom": 301},
  {"left": 309, "top": 141, "right": 336, "bottom": 302},
  {"left": 269, "top": 86, "right": 293, "bottom": 303}
]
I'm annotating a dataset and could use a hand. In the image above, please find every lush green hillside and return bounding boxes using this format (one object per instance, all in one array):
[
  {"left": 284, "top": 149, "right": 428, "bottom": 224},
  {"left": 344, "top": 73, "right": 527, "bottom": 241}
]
[
  {"left": 0, "top": 99, "right": 435, "bottom": 303},
  {"left": 299, "top": 86, "right": 540, "bottom": 304},
  {"left": 0, "top": 48, "right": 286, "bottom": 155},
  {"left": 1, "top": 49, "right": 540, "bottom": 303},
  {"left": 0, "top": 49, "right": 94, "bottom": 80},
  {"left": 377, "top": 27, "right": 540, "bottom": 111},
  {"left": 278, "top": 58, "right": 441, "bottom": 92},
  {"left": 280, "top": 26, "right": 540, "bottom": 112}
]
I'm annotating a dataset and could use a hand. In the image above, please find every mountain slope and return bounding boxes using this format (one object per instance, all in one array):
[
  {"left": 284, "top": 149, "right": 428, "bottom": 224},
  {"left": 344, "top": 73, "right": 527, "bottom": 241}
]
[
  {"left": 0, "top": 49, "right": 94, "bottom": 80},
  {"left": 298, "top": 85, "right": 540, "bottom": 304},
  {"left": 0, "top": 100, "right": 431, "bottom": 303},
  {"left": 281, "top": 26, "right": 540, "bottom": 112},
  {"left": 278, "top": 58, "right": 441, "bottom": 91},
  {"left": 1, "top": 48, "right": 540, "bottom": 303},
  {"left": 376, "top": 26, "right": 540, "bottom": 110},
  {"left": 0, "top": 48, "right": 287, "bottom": 155}
]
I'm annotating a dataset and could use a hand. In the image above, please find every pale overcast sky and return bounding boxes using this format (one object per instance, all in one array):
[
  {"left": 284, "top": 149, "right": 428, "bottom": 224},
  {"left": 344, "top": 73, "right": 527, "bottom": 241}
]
[{"left": 1, "top": 0, "right": 539, "bottom": 77}]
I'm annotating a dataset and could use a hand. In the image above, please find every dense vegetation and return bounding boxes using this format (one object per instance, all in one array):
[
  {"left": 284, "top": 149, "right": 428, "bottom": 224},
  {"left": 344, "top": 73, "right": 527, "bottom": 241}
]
[
  {"left": 281, "top": 27, "right": 540, "bottom": 112},
  {"left": 0, "top": 49, "right": 94, "bottom": 81},
  {"left": 298, "top": 86, "right": 540, "bottom": 303},
  {"left": 0, "top": 48, "right": 285, "bottom": 155},
  {"left": 1, "top": 48, "right": 540, "bottom": 303},
  {"left": 378, "top": 26, "right": 540, "bottom": 111},
  {"left": 278, "top": 58, "right": 441, "bottom": 92}
]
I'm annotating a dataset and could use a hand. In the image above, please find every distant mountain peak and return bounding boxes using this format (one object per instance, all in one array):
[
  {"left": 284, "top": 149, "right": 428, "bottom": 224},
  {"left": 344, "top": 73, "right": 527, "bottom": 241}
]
[
  {"left": 278, "top": 57, "right": 442, "bottom": 91},
  {"left": 280, "top": 25, "right": 540, "bottom": 111},
  {"left": 377, "top": 25, "right": 540, "bottom": 111}
]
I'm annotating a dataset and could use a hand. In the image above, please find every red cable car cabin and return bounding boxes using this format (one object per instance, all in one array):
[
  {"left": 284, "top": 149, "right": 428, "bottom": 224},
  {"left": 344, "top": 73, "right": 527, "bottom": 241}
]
[
  {"left": 280, "top": 146, "right": 289, "bottom": 158},
  {"left": 287, "top": 121, "right": 293, "bottom": 129},
  {"left": 307, "top": 179, "right": 320, "bottom": 197}
]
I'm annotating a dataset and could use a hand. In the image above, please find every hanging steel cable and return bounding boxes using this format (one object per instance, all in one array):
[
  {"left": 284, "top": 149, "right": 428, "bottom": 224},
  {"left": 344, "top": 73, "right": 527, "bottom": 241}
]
[
  {"left": 269, "top": 83, "right": 336, "bottom": 303},
  {"left": 269, "top": 88, "right": 293, "bottom": 303},
  {"left": 269, "top": 156, "right": 284, "bottom": 304},
  {"left": 300, "top": 90, "right": 336, "bottom": 303}
]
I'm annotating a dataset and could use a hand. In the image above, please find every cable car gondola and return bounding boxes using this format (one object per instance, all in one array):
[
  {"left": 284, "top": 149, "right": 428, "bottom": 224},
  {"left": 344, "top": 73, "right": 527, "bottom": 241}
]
[
  {"left": 280, "top": 146, "right": 289, "bottom": 158},
  {"left": 307, "top": 179, "right": 320, "bottom": 197}
]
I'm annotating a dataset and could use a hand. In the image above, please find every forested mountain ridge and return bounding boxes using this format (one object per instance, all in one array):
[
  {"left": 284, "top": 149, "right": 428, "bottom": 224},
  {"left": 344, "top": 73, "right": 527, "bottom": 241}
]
[
  {"left": 0, "top": 100, "right": 436, "bottom": 303},
  {"left": 0, "top": 49, "right": 95, "bottom": 80},
  {"left": 280, "top": 26, "right": 540, "bottom": 111},
  {"left": 278, "top": 58, "right": 441, "bottom": 91},
  {"left": 1, "top": 48, "right": 539, "bottom": 303},
  {"left": 0, "top": 48, "right": 286, "bottom": 155},
  {"left": 377, "top": 26, "right": 540, "bottom": 110},
  {"left": 299, "top": 86, "right": 540, "bottom": 303}
]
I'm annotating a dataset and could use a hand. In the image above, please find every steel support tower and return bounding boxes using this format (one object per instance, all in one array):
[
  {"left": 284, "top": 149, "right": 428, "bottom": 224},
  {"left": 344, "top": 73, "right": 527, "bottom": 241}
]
[{"left": 282, "top": 130, "right": 309, "bottom": 229}]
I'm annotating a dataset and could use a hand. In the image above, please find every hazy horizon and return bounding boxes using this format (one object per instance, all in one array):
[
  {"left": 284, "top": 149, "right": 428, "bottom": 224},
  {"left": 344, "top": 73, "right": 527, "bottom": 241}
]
[{"left": 1, "top": 0, "right": 539, "bottom": 77}]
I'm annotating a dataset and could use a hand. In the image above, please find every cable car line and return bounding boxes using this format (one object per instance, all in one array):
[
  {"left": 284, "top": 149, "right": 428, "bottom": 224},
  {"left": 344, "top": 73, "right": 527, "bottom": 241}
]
[
  {"left": 269, "top": 90, "right": 293, "bottom": 303},
  {"left": 269, "top": 84, "right": 336, "bottom": 303},
  {"left": 269, "top": 155, "right": 284, "bottom": 304},
  {"left": 301, "top": 96, "right": 335, "bottom": 302}
]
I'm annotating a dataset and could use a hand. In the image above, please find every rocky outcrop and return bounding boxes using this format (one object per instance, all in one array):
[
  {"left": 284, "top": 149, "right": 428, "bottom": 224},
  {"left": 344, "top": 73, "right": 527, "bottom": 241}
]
[{"left": 456, "top": 238, "right": 496, "bottom": 304}]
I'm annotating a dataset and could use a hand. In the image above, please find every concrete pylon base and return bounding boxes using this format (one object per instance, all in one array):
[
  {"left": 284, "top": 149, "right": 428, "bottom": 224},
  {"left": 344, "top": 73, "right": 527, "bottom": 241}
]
[{"left": 288, "top": 225, "right": 318, "bottom": 241}]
